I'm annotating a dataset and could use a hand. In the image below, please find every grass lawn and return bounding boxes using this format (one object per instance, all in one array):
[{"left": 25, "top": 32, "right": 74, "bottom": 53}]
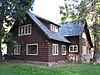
[{"left": 0, "top": 61, "right": 100, "bottom": 75}]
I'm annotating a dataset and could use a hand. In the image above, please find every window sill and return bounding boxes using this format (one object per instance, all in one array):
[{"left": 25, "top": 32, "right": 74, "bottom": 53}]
[
  {"left": 18, "top": 33, "right": 31, "bottom": 36},
  {"left": 14, "top": 54, "right": 20, "bottom": 55},
  {"left": 52, "top": 54, "right": 58, "bottom": 55},
  {"left": 62, "top": 54, "right": 66, "bottom": 55},
  {"left": 26, "top": 54, "right": 38, "bottom": 55},
  {"left": 69, "top": 51, "right": 78, "bottom": 52}
]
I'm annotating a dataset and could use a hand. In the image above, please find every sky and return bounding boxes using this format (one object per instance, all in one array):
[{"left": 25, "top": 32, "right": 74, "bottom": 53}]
[
  {"left": 33, "top": 0, "right": 81, "bottom": 24},
  {"left": 33, "top": 0, "right": 64, "bottom": 23}
]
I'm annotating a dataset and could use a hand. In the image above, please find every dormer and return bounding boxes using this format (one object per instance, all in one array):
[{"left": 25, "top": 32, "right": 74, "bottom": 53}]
[
  {"left": 35, "top": 15, "right": 60, "bottom": 33},
  {"left": 50, "top": 24, "right": 59, "bottom": 33}
]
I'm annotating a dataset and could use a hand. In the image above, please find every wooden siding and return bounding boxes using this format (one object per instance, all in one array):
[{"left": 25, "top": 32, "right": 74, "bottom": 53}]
[
  {"left": 47, "top": 40, "right": 69, "bottom": 62},
  {"left": 8, "top": 16, "right": 69, "bottom": 62},
  {"left": 67, "top": 35, "right": 90, "bottom": 55},
  {"left": 67, "top": 36, "right": 80, "bottom": 54},
  {"left": 80, "top": 35, "right": 91, "bottom": 55},
  {"left": 11, "top": 17, "right": 49, "bottom": 62}
]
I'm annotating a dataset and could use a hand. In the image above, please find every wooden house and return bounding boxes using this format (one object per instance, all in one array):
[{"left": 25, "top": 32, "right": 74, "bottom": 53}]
[
  {"left": 7, "top": 12, "right": 70, "bottom": 66},
  {"left": 60, "top": 21, "right": 93, "bottom": 63},
  {"left": 6, "top": 12, "right": 93, "bottom": 65}
]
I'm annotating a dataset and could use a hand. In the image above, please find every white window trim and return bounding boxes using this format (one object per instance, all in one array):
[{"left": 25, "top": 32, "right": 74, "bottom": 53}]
[
  {"left": 14, "top": 45, "right": 20, "bottom": 55},
  {"left": 18, "top": 24, "right": 31, "bottom": 36},
  {"left": 50, "top": 24, "right": 58, "bottom": 33},
  {"left": 69, "top": 45, "right": 78, "bottom": 52},
  {"left": 52, "top": 43, "right": 58, "bottom": 55},
  {"left": 26, "top": 43, "right": 38, "bottom": 55},
  {"left": 61, "top": 45, "right": 66, "bottom": 55}
]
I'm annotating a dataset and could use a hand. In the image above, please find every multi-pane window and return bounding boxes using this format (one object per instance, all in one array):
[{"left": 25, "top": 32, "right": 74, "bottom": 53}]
[
  {"left": 61, "top": 45, "right": 66, "bottom": 55},
  {"left": 14, "top": 45, "right": 20, "bottom": 55},
  {"left": 26, "top": 44, "right": 38, "bottom": 55},
  {"left": 18, "top": 24, "right": 31, "bottom": 36},
  {"left": 52, "top": 44, "right": 58, "bottom": 55},
  {"left": 69, "top": 45, "right": 78, "bottom": 52},
  {"left": 50, "top": 24, "right": 59, "bottom": 33}
]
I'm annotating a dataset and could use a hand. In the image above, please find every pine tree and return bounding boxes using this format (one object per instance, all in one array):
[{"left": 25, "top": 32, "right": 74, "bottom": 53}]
[
  {"left": 59, "top": 0, "right": 100, "bottom": 62},
  {"left": 0, "top": 0, "right": 34, "bottom": 60}
]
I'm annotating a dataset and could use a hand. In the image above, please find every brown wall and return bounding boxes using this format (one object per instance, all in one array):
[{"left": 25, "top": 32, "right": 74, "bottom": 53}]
[
  {"left": 67, "top": 36, "right": 91, "bottom": 55},
  {"left": 47, "top": 40, "right": 69, "bottom": 62},
  {"left": 11, "top": 17, "right": 49, "bottom": 62},
  {"left": 80, "top": 35, "right": 91, "bottom": 55},
  {"left": 66, "top": 35, "right": 92, "bottom": 62},
  {"left": 81, "top": 38, "right": 86, "bottom": 46},
  {"left": 67, "top": 36, "right": 80, "bottom": 54},
  {"left": 8, "top": 16, "right": 69, "bottom": 62}
]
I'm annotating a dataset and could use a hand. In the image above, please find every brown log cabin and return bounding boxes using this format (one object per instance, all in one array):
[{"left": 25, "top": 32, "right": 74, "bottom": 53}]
[
  {"left": 60, "top": 21, "right": 93, "bottom": 63},
  {"left": 7, "top": 12, "right": 93, "bottom": 65},
  {"left": 7, "top": 12, "right": 70, "bottom": 66}
]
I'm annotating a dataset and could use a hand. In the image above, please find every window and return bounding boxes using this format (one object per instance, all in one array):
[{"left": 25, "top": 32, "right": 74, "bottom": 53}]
[
  {"left": 82, "top": 46, "right": 87, "bottom": 55},
  {"left": 61, "top": 45, "right": 66, "bottom": 55},
  {"left": 52, "top": 44, "right": 58, "bottom": 55},
  {"left": 26, "top": 44, "right": 38, "bottom": 55},
  {"left": 14, "top": 45, "right": 20, "bottom": 55},
  {"left": 69, "top": 45, "right": 78, "bottom": 52},
  {"left": 18, "top": 24, "right": 31, "bottom": 36},
  {"left": 50, "top": 24, "right": 58, "bottom": 33}
]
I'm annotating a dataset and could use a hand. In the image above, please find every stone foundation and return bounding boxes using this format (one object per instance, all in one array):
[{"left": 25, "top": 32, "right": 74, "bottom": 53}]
[{"left": 10, "top": 60, "right": 68, "bottom": 66}]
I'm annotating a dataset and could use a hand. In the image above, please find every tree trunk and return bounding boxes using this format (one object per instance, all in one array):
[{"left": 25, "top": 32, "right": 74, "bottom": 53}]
[
  {"left": 0, "top": 51, "right": 3, "bottom": 60},
  {"left": 92, "top": 0, "right": 100, "bottom": 63},
  {"left": 0, "top": 20, "right": 3, "bottom": 60},
  {"left": 93, "top": 34, "right": 100, "bottom": 62},
  {"left": 0, "top": 33, "right": 3, "bottom": 60}
]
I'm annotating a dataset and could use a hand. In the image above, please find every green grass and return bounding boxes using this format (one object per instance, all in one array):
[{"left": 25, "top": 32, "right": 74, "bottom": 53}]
[{"left": 0, "top": 61, "right": 100, "bottom": 75}]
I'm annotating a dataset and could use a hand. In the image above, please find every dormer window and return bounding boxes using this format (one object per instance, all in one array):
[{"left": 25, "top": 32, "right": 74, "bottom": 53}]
[
  {"left": 18, "top": 24, "right": 31, "bottom": 36},
  {"left": 50, "top": 24, "right": 59, "bottom": 33}
]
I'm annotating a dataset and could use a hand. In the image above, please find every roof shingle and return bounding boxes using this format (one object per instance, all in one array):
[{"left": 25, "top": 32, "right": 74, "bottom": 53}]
[
  {"left": 59, "top": 21, "right": 85, "bottom": 37},
  {"left": 28, "top": 12, "right": 70, "bottom": 43}
]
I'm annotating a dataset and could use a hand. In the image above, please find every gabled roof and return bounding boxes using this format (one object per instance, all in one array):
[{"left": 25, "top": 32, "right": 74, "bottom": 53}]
[
  {"left": 35, "top": 14, "right": 60, "bottom": 27},
  {"left": 59, "top": 21, "right": 93, "bottom": 47},
  {"left": 28, "top": 12, "right": 70, "bottom": 43},
  {"left": 59, "top": 21, "right": 85, "bottom": 37}
]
